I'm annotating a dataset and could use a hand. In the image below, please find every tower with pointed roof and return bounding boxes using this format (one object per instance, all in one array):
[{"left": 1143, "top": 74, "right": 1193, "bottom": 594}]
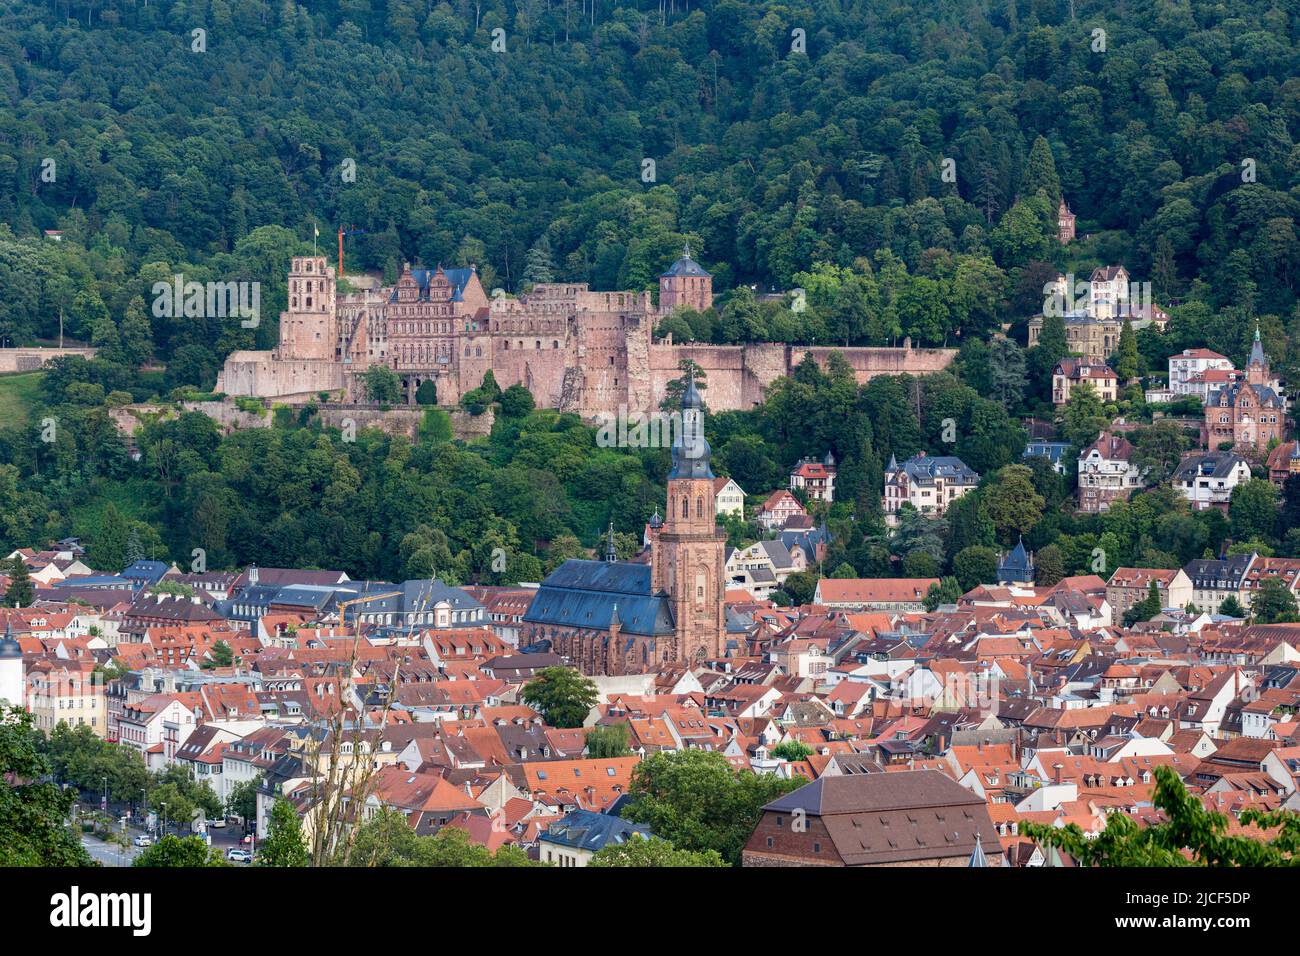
[
  {"left": 658, "top": 243, "right": 713, "bottom": 314},
  {"left": 651, "top": 370, "right": 725, "bottom": 665},
  {"left": 997, "top": 536, "right": 1036, "bottom": 586},
  {"left": 1247, "top": 322, "right": 1270, "bottom": 386},
  {"left": 1057, "top": 199, "right": 1076, "bottom": 244},
  {"left": 0, "top": 616, "right": 24, "bottom": 708}
]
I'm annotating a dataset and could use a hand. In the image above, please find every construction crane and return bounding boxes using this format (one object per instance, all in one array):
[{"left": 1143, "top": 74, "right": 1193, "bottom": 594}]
[
  {"left": 336, "top": 589, "right": 401, "bottom": 629},
  {"left": 336, "top": 225, "right": 368, "bottom": 279}
]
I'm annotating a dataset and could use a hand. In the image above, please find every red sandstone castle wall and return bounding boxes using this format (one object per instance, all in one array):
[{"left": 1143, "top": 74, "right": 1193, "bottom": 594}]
[{"left": 644, "top": 344, "right": 957, "bottom": 413}]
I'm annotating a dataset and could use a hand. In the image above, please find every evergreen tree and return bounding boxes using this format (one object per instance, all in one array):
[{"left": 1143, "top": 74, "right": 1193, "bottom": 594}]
[
  {"left": 91, "top": 503, "right": 129, "bottom": 572},
  {"left": 1218, "top": 595, "right": 1245, "bottom": 618},
  {"left": 523, "top": 234, "right": 555, "bottom": 285},
  {"left": 987, "top": 336, "right": 1027, "bottom": 411},
  {"left": 1115, "top": 319, "right": 1140, "bottom": 380},
  {"left": 3, "top": 557, "right": 34, "bottom": 608},
  {"left": 923, "top": 576, "right": 963, "bottom": 610},
  {"left": 1023, "top": 136, "right": 1062, "bottom": 208}
]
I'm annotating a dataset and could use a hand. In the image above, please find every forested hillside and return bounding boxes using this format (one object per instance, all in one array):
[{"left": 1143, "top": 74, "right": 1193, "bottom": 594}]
[
  {"left": 1, "top": 0, "right": 1298, "bottom": 371},
  {"left": 1, "top": 0, "right": 1299, "bottom": 587}
]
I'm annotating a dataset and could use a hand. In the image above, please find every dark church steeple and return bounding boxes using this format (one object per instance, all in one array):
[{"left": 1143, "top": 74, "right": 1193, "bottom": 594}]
[
  {"left": 653, "top": 373, "right": 725, "bottom": 666},
  {"left": 669, "top": 369, "right": 713, "bottom": 480}
]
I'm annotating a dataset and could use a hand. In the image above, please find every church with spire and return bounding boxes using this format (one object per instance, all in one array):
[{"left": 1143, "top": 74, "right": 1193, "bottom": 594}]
[{"left": 521, "top": 372, "right": 726, "bottom": 675}]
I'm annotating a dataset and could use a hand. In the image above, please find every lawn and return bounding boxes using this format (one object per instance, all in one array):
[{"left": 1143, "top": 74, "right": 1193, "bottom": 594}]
[{"left": 0, "top": 370, "right": 45, "bottom": 425}]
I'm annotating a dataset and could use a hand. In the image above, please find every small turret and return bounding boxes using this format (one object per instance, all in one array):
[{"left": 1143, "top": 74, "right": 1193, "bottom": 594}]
[{"left": 0, "top": 616, "right": 20, "bottom": 659}]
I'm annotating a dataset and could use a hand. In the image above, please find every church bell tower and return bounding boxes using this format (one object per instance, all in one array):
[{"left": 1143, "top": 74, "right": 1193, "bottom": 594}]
[{"left": 651, "top": 371, "right": 725, "bottom": 665}]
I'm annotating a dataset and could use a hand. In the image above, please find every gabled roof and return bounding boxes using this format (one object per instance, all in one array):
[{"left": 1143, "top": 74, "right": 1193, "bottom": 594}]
[
  {"left": 1082, "top": 432, "right": 1134, "bottom": 461},
  {"left": 391, "top": 265, "right": 477, "bottom": 303}
]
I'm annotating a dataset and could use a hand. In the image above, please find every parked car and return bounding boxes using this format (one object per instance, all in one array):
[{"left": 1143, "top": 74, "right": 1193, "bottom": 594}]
[
  {"left": 226, "top": 848, "right": 252, "bottom": 863},
  {"left": 205, "top": 818, "right": 227, "bottom": 828},
  {"left": 133, "top": 834, "right": 153, "bottom": 847}
]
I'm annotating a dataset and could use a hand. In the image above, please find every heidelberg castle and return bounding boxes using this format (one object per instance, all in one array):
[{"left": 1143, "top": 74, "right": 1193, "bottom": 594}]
[{"left": 217, "top": 248, "right": 956, "bottom": 417}]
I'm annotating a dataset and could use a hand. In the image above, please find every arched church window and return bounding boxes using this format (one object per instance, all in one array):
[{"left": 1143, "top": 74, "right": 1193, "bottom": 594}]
[
  {"left": 680, "top": 497, "right": 688, "bottom": 518},
  {"left": 696, "top": 497, "right": 703, "bottom": 518}
]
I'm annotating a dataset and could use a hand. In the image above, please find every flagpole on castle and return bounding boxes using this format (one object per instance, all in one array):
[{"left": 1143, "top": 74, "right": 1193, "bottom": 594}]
[{"left": 312, "top": 221, "right": 318, "bottom": 257}]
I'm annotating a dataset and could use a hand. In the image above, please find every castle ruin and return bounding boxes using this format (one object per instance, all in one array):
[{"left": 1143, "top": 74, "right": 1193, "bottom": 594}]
[{"left": 216, "top": 249, "right": 956, "bottom": 418}]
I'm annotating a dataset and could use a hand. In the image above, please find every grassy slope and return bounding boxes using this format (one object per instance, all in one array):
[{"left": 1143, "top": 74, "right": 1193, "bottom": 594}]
[{"left": 0, "top": 371, "right": 44, "bottom": 425}]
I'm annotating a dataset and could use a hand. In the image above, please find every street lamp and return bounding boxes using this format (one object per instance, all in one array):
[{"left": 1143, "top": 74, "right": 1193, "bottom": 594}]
[{"left": 159, "top": 803, "right": 167, "bottom": 837}]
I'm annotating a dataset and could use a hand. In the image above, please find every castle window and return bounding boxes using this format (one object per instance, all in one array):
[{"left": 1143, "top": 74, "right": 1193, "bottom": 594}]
[
  {"left": 553, "top": 341, "right": 559, "bottom": 349},
  {"left": 306, "top": 297, "right": 313, "bottom": 307}
]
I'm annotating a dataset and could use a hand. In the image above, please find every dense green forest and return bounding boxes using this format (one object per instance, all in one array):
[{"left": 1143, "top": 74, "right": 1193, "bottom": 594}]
[
  {"left": 2, "top": 0, "right": 1298, "bottom": 366},
  {"left": 1, "top": 0, "right": 1299, "bottom": 593}
]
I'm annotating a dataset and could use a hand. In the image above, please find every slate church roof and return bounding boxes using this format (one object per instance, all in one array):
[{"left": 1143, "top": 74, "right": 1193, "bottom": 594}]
[{"left": 523, "top": 560, "right": 675, "bottom": 637}]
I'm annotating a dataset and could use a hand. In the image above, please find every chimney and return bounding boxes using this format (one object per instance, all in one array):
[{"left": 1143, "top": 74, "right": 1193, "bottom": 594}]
[{"left": 1053, "top": 762, "right": 1064, "bottom": 785}]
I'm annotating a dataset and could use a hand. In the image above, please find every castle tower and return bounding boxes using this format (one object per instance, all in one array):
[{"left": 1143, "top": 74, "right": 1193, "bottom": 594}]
[
  {"left": 279, "top": 256, "right": 337, "bottom": 361},
  {"left": 1057, "top": 200, "right": 1076, "bottom": 244},
  {"left": 0, "top": 616, "right": 24, "bottom": 708},
  {"left": 658, "top": 243, "right": 713, "bottom": 314},
  {"left": 651, "top": 371, "right": 725, "bottom": 665}
]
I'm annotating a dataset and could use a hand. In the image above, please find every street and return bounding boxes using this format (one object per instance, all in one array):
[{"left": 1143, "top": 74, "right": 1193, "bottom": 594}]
[{"left": 80, "top": 832, "right": 143, "bottom": 867}]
